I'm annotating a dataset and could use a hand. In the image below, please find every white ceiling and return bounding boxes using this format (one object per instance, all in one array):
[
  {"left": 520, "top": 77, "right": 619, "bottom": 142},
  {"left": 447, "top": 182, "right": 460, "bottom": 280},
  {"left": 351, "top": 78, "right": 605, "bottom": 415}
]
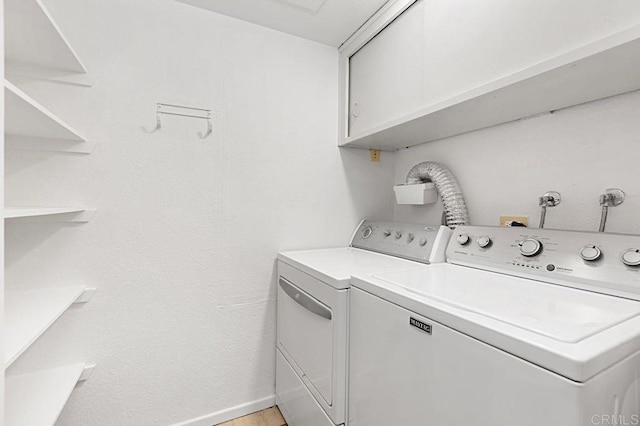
[{"left": 174, "top": 0, "right": 390, "bottom": 47}]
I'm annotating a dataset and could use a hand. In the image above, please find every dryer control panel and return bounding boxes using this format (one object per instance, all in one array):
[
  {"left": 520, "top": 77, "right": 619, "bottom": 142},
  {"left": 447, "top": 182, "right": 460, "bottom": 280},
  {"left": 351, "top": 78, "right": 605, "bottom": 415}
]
[
  {"left": 350, "top": 220, "right": 452, "bottom": 264},
  {"left": 448, "top": 225, "right": 640, "bottom": 301}
]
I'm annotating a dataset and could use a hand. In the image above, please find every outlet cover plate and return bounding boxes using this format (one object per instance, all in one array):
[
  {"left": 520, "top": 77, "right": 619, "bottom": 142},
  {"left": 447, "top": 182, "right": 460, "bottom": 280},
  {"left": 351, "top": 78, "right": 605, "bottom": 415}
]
[{"left": 500, "top": 215, "right": 529, "bottom": 227}]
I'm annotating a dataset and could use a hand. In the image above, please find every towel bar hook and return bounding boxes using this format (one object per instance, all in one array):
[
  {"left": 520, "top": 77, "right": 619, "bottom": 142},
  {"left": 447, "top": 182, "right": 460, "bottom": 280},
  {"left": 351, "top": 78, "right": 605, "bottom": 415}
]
[
  {"left": 199, "top": 115, "right": 213, "bottom": 139},
  {"left": 146, "top": 102, "right": 213, "bottom": 138}
]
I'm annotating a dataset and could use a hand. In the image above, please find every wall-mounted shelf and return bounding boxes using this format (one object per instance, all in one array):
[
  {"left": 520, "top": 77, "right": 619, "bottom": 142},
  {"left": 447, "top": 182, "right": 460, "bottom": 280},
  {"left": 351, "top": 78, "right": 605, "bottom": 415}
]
[
  {"left": 340, "top": 25, "right": 640, "bottom": 151},
  {"left": 4, "top": 81, "right": 95, "bottom": 153},
  {"left": 2, "top": 0, "right": 94, "bottom": 423},
  {"left": 4, "top": 286, "right": 85, "bottom": 367},
  {"left": 4, "top": 207, "right": 95, "bottom": 223},
  {"left": 5, "top": 363, "right": 85, "bottom": 426},
  {"left": 4, "top": 0, "right": 87, "bottom": 75}
]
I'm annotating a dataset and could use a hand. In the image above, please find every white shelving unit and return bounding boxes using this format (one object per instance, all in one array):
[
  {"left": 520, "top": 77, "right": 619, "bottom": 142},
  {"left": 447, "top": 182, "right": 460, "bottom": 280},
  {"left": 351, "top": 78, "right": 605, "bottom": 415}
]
[
  {"left": 4, "top": 207, "right": 95, "bottom": 223},
  {"left": 2, "top": 0, "right": 94, "bottom": 421},
  {"left": 4, "top": 286, "right": 85, "bottom": 367},
  {"left": 5, "top": 363, "right": 85, "bottom": 426},
  {"left": 340, "top": 25, "right": 640, "bottom": 151},
  {"left": 4, "top": 80, "right": 95, "bottom": 153},
  {"left": 4, "top": 0, "right": 87, "bottom": 75}
]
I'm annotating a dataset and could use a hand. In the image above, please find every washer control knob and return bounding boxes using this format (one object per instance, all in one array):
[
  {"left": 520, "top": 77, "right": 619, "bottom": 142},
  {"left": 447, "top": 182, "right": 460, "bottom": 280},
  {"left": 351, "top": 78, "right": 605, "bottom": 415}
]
[
  {"left": 407, "top": 233, "right": 415, "bottom": 243},
  {"left": 457, "top": 234, "right": 470, "bottom": 245},
  {"left": 519, "top": 238, "right": 542, "bottom": 257},
  {"left": 383, "top": 230, "right": 391, "bottom": 237},
  {"left": 579, "top": 245, "right": 601, "bottom": 261},
  {"left": 419, "top": 238, "right": 427, "bottom": 246},
  {"left": 395, "top": 231, "right": 403, "bottom": 240},
  {"left": 477, "top": 236, "right": 492, "bottom": 248},
  {"left": 620, "top": 249, "right": 640, "bottom": 267}
]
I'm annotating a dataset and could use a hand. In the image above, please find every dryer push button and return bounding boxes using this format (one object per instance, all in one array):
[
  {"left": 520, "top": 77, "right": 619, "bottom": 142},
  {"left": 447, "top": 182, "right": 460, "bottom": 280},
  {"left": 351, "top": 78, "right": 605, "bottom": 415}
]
[{"left": 456, "top": 234, "right": 470, "bottom": 245}]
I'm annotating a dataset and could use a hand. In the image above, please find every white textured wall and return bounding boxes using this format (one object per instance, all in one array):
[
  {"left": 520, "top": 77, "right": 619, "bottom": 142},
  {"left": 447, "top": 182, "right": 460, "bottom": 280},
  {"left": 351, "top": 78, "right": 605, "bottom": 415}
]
[
  {"left": 394, "top": 90, "right": 640, "bottom": 235},
  {"left": 4, "top": 0, "right": 394, "bottom": 424}
]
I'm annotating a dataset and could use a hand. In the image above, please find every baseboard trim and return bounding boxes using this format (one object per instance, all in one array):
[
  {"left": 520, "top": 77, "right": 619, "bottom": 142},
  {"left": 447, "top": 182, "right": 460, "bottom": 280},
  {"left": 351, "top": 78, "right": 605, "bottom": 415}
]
[{"left": 172, "top": 395, "right": 277, "bottom": 426}]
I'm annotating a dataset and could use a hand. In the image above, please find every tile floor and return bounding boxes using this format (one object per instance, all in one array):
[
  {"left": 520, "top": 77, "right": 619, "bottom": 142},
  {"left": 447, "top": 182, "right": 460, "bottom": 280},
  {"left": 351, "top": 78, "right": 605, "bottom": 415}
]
[{"left": 217, "top": 406, "right": 286, "bottom": 426}]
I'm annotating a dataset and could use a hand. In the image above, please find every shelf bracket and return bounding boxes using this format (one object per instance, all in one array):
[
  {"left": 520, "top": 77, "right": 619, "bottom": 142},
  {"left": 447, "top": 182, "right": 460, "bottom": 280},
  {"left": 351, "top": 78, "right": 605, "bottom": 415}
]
[
  {"left": 78, "top": 364, "right": 96, "bottom": 382},
  {"left": 74, "top": 288, "right": 97, "bottom": 304}
]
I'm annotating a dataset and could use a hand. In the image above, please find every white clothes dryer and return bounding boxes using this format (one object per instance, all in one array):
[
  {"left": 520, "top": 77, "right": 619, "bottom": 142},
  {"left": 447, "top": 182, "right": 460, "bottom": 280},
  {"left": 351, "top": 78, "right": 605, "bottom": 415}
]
[{"left": 275, "top": 220, "right": 452, "bottom": 426}]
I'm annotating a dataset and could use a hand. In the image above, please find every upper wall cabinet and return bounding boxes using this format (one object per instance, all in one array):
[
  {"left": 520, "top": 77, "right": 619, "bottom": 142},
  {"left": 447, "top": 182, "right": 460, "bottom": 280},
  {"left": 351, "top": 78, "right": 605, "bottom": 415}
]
[
  {"left": 339, "top": 0, "right": 640, "bottom": 151},
  {"left": 348, "top": 0, "right": 424, "bottom": 136}
]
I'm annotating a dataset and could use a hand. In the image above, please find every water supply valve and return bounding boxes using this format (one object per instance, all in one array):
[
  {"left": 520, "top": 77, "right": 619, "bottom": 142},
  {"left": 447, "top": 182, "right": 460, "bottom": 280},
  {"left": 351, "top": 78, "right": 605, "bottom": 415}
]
[
  {"left": 538, "top": 191, "right": 561, "bottom": 229},
  {"left": 598, "top": 188, "right": 625, "bottom": 232}
]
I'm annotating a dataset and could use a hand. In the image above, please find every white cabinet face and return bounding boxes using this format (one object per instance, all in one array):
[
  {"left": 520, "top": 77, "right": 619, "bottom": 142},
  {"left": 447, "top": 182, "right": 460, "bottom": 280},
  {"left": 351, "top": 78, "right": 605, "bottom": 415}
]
[
  {"left": 348, "top": 0, "right": 424, "bottom": 137},
  {"left": 421, "top": 0, "right": 640, "bottom": 106},
  {"left": 339, "top": 0, "right": 640, "bottom": 150}
]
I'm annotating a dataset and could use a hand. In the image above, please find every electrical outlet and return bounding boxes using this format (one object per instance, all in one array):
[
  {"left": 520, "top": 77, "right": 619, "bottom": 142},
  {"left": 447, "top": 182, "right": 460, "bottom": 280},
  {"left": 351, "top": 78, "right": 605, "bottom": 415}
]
[
  {"left": 500, "top": 215, "right": 529, "bottom": 227},
  {"left": 370, "top": 149, "right": 380, "bottom": 162}
]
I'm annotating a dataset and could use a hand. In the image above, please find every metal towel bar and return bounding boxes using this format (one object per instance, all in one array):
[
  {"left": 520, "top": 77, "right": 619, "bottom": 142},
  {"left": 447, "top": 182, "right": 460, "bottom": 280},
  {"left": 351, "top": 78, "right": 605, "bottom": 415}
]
[{"left": 149, "top": 102, "right": 213, "bottom": 139}]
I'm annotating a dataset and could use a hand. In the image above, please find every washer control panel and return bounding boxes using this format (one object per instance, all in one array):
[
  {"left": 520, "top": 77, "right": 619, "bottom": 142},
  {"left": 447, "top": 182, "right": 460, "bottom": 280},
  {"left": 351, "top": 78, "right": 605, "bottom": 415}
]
[
  {"left": 351, "top": 220, "right": 452, "bottom": 264},
  {"left": 447, "top": 225, "right": 640, "bottom": 300}
]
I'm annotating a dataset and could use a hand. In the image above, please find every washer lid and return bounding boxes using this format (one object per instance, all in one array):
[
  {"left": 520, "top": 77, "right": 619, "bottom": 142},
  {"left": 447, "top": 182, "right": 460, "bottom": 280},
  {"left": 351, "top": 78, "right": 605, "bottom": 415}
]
[
  {"left": 373, "top": 265, "right": 640, "bottom": 343},
  {"left": 278, "top": 247, "right": 425, "bottom": 289},
  {"left": 353, "top": 263, "right": 640, "bottom": 382}
]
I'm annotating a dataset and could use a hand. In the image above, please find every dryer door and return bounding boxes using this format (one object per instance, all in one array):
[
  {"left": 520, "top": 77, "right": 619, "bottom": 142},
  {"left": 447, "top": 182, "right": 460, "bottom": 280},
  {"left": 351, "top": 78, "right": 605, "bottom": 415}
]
[
  {"left": 278, "top": 276, "right": 333, "bottom": 405},
  {"left": 277, "top": 261, "right": 348, "bottom": 425}
]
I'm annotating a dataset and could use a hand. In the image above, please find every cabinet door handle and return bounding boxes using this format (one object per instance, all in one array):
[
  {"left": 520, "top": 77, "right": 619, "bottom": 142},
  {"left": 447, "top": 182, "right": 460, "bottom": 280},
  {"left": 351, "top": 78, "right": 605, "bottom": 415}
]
[
  {"left": 352, "top": 102, "right": 360, "bottom": 118},
  {"left": 279, "top": 278, "right": 332, "bottom": 320}
]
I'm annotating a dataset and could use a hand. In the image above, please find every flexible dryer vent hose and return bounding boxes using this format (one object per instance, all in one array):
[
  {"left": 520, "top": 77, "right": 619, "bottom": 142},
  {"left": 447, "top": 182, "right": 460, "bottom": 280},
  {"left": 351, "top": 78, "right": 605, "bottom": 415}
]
[{"left": 406, "top": 162, "right": 470, "bottom": 228}]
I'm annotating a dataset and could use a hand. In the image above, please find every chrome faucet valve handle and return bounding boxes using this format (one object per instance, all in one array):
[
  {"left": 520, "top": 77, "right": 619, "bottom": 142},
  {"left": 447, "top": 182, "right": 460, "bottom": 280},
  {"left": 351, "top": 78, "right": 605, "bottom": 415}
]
[
  {"left": 538, "top": 191, "right": 561, "bottom": 208},
  {"left": 598, "top": 188, "right": 625, "bottom": 232},
  {"left": 599, "top": 188, "right": 625, "bottom": 207},
  {"left": 538, "top": 191, "right": 561, "bottom": 229}
]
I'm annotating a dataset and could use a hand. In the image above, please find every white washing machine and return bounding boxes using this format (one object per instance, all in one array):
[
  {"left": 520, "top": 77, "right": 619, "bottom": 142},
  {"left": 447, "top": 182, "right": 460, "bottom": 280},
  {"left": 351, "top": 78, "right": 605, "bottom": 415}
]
[
  {"left": 348, "top": 225, "right": 640, "bottom": 426},
  {"left": 275, "top": 220, "right": 452, "bottom": 426}
]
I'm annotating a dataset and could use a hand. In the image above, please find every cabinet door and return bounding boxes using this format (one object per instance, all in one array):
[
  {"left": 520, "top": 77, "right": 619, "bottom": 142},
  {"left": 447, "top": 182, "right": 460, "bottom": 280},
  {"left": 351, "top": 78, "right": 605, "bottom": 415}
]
[{"left": 348, "top": 0, "right": 424, "bottom": 137}]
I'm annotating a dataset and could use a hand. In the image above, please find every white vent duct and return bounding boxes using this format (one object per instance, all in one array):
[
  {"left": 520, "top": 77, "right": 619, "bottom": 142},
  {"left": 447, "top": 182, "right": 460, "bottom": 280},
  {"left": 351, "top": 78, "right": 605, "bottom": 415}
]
[{"left": 405, "top": 162, "right": 470, "bottom": 228}]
